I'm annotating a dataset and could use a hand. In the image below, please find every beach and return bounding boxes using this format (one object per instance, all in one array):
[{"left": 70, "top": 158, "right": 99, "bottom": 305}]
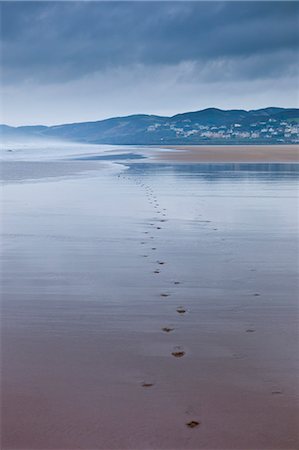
[
  {"left": 1, "top": 148, "right": 299, "bottom": 449},
  {"left": 158, "top": 144, "right": 299, "bottom": 163}
]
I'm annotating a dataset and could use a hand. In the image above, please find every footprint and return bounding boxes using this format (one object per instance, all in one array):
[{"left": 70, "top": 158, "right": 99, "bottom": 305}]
[
  {"left": 162, "top": 327, "right": 174, "bottom": 333},
  {"left": 157, "top": 227, "right": 161, "bottom": 230},
  {"left": 176, "top": 306, "right": 186, "bottom": 314},
  {"left": 174, "top": 281, "right": 180, "bottom": 285},
  {"left": 186, "top": 421, "right": 200, "bottom": 429},
  {"left": 160, "top": 293, "right": 170, "bottom": 297},
  {"left": 152, "top": 247, "right": 156, "bottom": 250},
  {"left": 172, "top": 347, "right": 185, "bottom": 358},
  {"left": 246, "top": 329, "right": 255, "bottom": 333},
  {"left": 141, "top": 382, "right": 154, "bottom": 388},
  {"left": 253, "top": 293, "right": 260, "bottom": 296},
  {"left": 154, "top": 270, "right": 160, "bottom": 274},
  {"left": 157, "top": 261, "right": 165, "bottom": 265},
  {"left": 142, "top": 255, "right": 149, "bottom": 258},
  {"left": 271, "top": 390, "right": 282, "bottom": 395}
]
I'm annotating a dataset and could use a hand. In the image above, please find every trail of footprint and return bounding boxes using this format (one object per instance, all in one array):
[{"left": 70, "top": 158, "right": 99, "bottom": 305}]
[{"left": 136, "top": 178, "right": 192, "bottom": 426}]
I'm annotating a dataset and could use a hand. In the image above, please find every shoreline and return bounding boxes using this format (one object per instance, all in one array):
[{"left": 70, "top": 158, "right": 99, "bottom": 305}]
[{"left": 156, "top": 144, "right": 299, "bottom": 163}]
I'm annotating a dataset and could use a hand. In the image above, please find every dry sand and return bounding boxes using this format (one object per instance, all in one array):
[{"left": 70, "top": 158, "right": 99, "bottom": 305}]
[{"left": 157, "top": 144, "right": 299, "bottom": 163}]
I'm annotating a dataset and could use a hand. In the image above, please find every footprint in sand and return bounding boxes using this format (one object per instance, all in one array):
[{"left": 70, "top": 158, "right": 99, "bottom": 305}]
[
  {"left": 176, "top": 306, "right": 187, "bottom": 314},
  {"left": 160, "top": 293, "right": 170, "bottom": 297},
  {"left": 162, "top": 327, "right": 174, "bottom": 333},
  {"left": 172, "top": 347, "right": 185, "bottom": 358},
  {"left": 246, "top": 328, "right": 255, "bottom": 333},
  {"left": 154, "top": 270, "right": 160, "bottom": 274},
  {"left": 152, "top": 247, "right": 157, "bottom": 251},
  {"left": 186, "top": 421, "right": 200, "bottom": 429},
  {"left": 253, "top": 293, "right": 260, "bottom": 296},
  {"left": 174, "top": 281, "right": 180, "bottom": 285},
  {"left": 141, "top": 382, "right": 154, "bottom": 388},
  {"left": 157, "top": 227, "right": 162, "bottom": 230},
  {"left": 157, "top": 261, "right": 165, "bottom": 265}
]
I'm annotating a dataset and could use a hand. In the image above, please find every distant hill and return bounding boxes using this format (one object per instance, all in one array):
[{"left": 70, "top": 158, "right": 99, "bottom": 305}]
[{"left": 1, "top": 107, "right": 298, "bottom": 145}]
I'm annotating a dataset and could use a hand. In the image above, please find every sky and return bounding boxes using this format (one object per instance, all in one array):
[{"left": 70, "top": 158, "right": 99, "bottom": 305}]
[{"left": 1, "top": 1, "right": 299, "bottom": 126}]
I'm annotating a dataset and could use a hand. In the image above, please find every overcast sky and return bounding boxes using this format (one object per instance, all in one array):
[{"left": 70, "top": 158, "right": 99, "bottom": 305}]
[{"left": 1, "top": 1, "right": 299, "bottom": 126}]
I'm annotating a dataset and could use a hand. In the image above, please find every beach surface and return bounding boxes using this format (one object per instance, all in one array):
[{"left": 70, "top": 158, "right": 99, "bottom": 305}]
[
  {"left": 158, "top": 144, "right": 299, "bottom": 163},
  {"left": 1, "top": 146, "right": 299, "bottom": 449}
]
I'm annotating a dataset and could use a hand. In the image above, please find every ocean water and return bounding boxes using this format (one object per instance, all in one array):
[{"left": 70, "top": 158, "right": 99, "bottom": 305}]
[{"left": 1, "top": 151, "right": 298, "bottom": 449}]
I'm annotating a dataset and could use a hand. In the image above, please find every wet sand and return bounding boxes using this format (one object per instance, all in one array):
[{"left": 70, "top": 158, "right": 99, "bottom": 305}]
[
  {"left": 158, "top": 144, "right": 299, "bottom": 163},
  {"left": 1, "top": 158, "right": 299, "bottom": 449}
]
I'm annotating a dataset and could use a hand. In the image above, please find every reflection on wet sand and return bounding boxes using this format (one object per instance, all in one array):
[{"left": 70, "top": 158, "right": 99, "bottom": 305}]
[{"left": 1, "top": 159, "right": 299, "bottom": 449}]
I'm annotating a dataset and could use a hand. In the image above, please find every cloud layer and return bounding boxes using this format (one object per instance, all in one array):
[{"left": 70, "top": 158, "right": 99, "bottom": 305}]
[{"left": 1, "top": 1, "right": 298, "bottom": 125}]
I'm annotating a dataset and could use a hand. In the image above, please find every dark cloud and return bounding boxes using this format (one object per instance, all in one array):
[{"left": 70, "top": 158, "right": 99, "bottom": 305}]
[
  {"left": 1, "top": 1, "right": 298, "bottom": 83},
  {"left": 1, "top": 1, "right": 298, "bottom": 125}
]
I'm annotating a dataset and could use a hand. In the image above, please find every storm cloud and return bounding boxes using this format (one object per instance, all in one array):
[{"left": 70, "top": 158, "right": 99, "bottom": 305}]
[{"left": 1, "top": 1, "right": 298, "bottom": 125}]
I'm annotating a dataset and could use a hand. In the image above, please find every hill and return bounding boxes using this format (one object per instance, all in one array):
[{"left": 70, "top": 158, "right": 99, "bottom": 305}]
[{"left": 1, "top": 107, "right": 298, "bottom": 145}]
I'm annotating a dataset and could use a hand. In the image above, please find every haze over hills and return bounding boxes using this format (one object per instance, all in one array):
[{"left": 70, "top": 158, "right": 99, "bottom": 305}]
[{"left": 1, "top": 107, "right": 298, "bottom": 145}]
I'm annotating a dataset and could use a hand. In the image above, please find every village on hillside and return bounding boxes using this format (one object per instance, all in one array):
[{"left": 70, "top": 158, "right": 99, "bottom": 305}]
[{"left": 147, "top": 118, "right": 299, "bottom": 144}]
